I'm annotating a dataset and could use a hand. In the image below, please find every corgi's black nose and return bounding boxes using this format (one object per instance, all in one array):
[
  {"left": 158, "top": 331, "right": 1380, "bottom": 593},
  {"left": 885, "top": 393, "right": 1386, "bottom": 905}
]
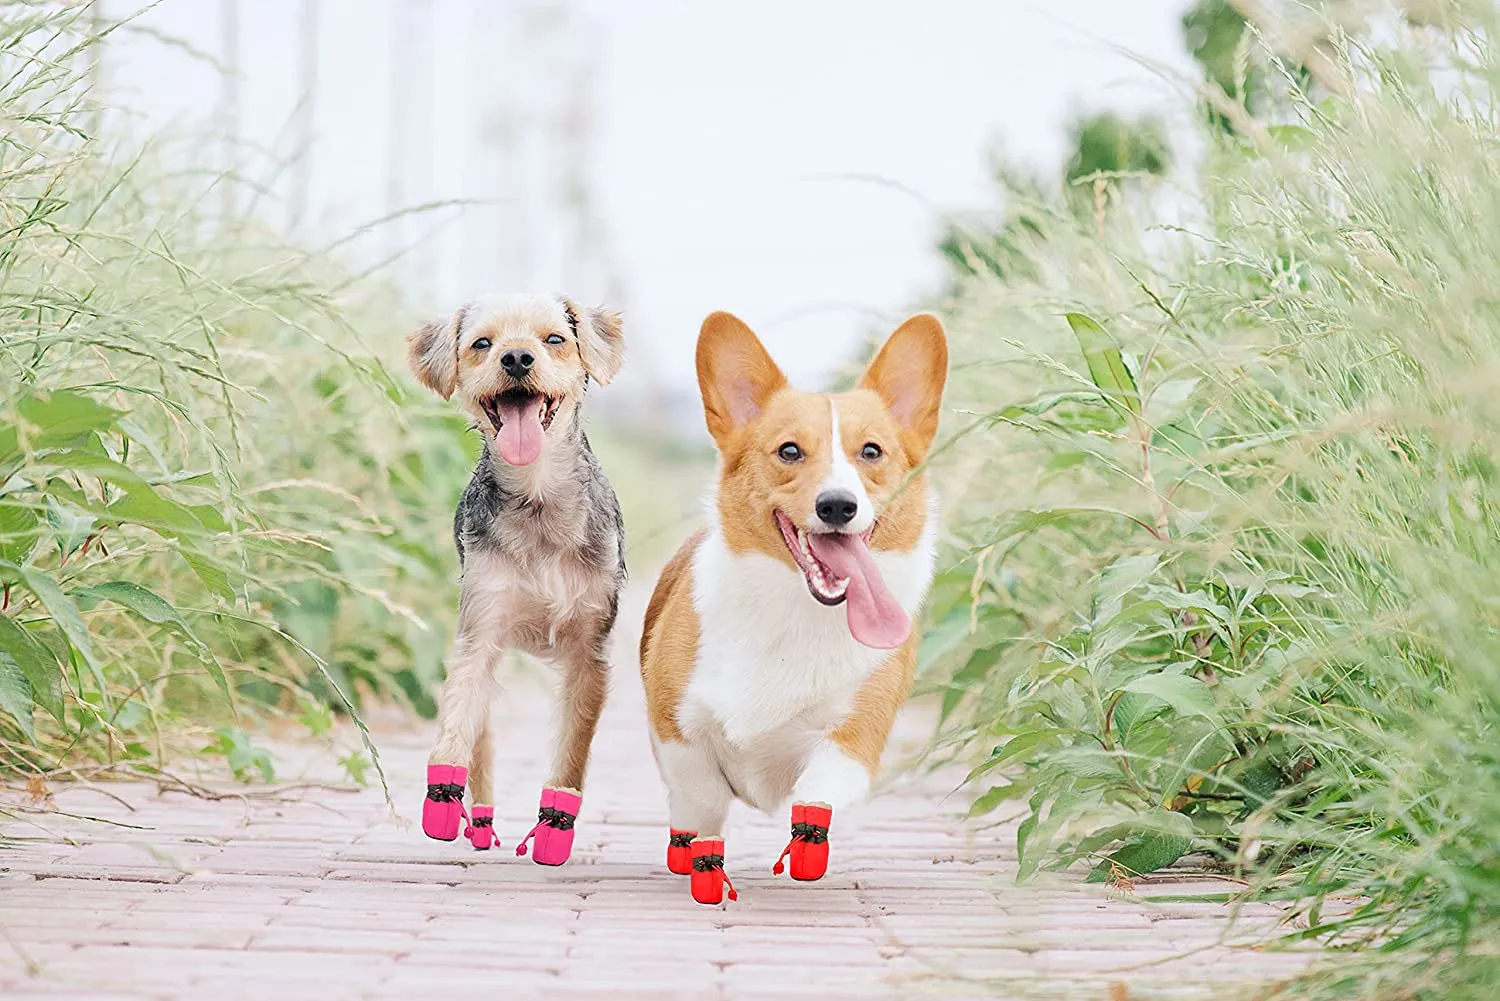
[
  {"left": 815, "top": 490, "right": 858, "bottom": 527},
  {"left": 501, "top": 349, "right": 534, "bottom": 378}
]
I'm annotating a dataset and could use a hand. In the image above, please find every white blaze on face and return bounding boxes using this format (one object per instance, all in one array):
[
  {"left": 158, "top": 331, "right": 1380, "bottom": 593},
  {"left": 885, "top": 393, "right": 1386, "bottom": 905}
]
[{"left": 816, "top": 399, "right": 875, "bottom": 534}]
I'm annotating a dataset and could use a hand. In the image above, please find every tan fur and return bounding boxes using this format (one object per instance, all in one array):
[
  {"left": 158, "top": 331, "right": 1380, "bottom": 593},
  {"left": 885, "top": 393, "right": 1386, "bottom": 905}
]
[
  {"left": 640, "top": 529, "right": 705, "bottom": 743},
  {"left": 411, "top": 293, "right": 625, "bottom": 805},
  {"left": 830, "top": 637, "right": 919, "bottom": 773},
  {"left": 643, "top": 311, "right": 947, "bottom": 819}
]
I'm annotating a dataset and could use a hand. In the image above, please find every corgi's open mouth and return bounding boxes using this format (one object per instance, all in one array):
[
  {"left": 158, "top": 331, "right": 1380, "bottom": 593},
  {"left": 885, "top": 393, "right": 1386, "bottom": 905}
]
[
  {"left": 775, "top": 510, "right": 859, "bottom": 606},
  {"left": 773, "top": 509, "right": 911, "bottom": 650},
  {"left": 480, "top": 389, "right": 561, "bottom": 467}
]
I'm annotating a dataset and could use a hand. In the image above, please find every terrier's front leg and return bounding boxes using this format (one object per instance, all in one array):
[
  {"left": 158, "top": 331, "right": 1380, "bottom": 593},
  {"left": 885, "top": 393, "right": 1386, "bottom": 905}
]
[
  {"left": 423, "top": 632, "right": 498, "bottom": 842},
  {"left": 515, "top": 642, "right": 609, "bottom": 866}
]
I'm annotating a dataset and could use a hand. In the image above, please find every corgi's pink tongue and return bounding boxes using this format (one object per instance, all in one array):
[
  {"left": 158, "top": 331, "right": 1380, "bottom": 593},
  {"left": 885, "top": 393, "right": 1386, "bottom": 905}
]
[
  {"left": 496, "top": 398, "right": 543, "bottom": 466},
  {"left": 807, "top": 532, "right": 910, "bottom": 649}
]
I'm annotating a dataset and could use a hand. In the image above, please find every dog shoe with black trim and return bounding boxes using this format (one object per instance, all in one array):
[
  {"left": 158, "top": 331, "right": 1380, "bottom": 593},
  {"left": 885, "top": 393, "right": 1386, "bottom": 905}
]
[{"left": 422, "top": 764, "right": 468, "bottom": 842}]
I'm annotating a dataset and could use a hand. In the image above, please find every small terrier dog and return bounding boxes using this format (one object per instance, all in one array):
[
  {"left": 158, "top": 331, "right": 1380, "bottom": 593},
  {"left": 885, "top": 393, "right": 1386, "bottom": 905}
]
[
  {"left": 640, "top": 310, "right": 947, "bottom": 903},
  {"left": 410, "top": 292, "right": 626, "bottom": 865}
]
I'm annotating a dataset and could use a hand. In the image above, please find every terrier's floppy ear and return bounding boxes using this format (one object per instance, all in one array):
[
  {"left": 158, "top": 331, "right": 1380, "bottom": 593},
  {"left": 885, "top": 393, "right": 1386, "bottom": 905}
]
[
  {"left": 858, "top": 313, "right": 948, "bottom": 456},
  {"left": 696, "top": 311, "right": 788, "bottom": 447},
  {"left": 406, "top": 306, "right": 467, "bottom": 400},
  {"left": 565, "top": 299, "right": 625, "bottom": 386}
]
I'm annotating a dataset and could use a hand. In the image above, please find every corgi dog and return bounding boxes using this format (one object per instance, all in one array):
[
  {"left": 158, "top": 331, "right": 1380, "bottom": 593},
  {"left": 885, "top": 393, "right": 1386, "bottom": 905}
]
[{"left": 639, "top": 310, "right": 947, "bottom": 904}]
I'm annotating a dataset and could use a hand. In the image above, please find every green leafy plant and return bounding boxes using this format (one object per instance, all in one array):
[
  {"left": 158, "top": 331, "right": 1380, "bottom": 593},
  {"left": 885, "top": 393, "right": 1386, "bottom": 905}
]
[
  {"left": 0, "top": 6, "right": 475, "bottom": 785},
  {"left": 201, "top": 727, "right": 275, "bottom": 784},
  {"left": 924, "top": 4, "right": 1500, "bottom": 997}
]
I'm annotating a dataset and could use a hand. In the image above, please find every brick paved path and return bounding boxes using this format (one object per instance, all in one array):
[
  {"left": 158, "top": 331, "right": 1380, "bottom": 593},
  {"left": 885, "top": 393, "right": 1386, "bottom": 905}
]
[{"left": 1, "top": 584, "right": 1316, "bottom": 1000}]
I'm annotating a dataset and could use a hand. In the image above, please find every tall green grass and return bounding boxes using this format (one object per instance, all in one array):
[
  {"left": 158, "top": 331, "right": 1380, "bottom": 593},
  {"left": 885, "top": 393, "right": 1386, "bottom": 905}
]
[
  {"left": 0, "top": 6, "right": 476, "bottom": 785},
  {"left": 924, "top": 4, "right": 1500, "bottom": 996}
]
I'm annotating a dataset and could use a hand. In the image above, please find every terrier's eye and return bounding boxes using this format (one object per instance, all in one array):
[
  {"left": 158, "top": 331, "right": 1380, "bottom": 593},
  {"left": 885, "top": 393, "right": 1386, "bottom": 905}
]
[
  {"left": 544, "top": 333, "right": 566, "bottom": 346},
  {"left": 472, "top": 337, "right": 491, "bottom": 351},
  {"left": 777, "top": 442, "right": 803, "bottom": 463},
  {"left": 860, "top": 442, "right": 883, "bottom": 461}
]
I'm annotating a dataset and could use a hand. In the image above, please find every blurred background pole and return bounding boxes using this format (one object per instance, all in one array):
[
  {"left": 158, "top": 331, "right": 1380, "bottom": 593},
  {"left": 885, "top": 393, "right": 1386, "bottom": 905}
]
[
  {"left": 86, "top": 1, "right": 106, "bottom": 140},
  {"left": 288, "top": 0, "right": 319, "bottom": 235},
  {"left": 218, "top": 0, "right": 239, "bottom": 223},
  {"left": 410, "top": 0, "right": 433, "bottom": 300},
  {"left": 387, "top": 0, "right": 434, "bottom": 297},
  {"left": 386, "top": 0, "right": 408, "bottom": 273}
]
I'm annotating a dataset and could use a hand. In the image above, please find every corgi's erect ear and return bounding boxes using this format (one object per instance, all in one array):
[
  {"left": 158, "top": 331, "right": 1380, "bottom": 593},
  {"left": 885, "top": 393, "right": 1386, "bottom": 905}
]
[
  {"left": 696, "top": 311, "right": 788, "bottom": 446},
  {"left": 406, "top": 306, "right": 467, "bottom": 400},
  {"left": 858, "top": 313, "right": 948, "bottom": 455},
  {"left": 564, "top": 298, "right": 625, "bottom": 386}
]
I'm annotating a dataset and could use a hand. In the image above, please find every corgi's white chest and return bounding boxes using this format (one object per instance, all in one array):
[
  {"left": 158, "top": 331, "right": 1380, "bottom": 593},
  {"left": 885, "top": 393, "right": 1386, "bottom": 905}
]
[{"left": 682, "top": 516, "right": 936, "bottom": 750}]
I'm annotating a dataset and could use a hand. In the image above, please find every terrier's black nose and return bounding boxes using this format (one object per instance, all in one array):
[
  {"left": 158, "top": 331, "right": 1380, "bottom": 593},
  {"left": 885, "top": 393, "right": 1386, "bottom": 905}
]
[
  {"left": 815, "top": 490, "right": 859, "bottom": 527},
  {"left": 500, "top": 349, "right": 534, "bottom": 378}
]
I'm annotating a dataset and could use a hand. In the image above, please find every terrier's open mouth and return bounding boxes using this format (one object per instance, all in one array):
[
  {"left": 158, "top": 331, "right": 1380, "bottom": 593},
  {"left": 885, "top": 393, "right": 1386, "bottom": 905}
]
[
  {"left": 479, "top": 388, "right": 560, "bottom": 436},
  {"left": 480, "top": 388, "right": 562, "bottom": 467},
  {"left": 774, "top": 510, "right": 871, "bottom": 606}
]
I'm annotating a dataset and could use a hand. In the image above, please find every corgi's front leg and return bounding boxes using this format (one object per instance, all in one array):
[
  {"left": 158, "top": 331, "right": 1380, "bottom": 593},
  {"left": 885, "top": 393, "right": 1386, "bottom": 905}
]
[
  {"left": 655, "top": 738, "right": 738, "bottom": 903},
  {"left": 771, "top": 738, "right": 871, "bottom": 882}
]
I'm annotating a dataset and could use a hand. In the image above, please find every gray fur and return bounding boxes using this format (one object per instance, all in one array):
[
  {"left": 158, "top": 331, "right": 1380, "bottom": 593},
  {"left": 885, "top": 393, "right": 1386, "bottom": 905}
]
[{"left": 453, "top": 420, "right": 626, "bottom": 655}]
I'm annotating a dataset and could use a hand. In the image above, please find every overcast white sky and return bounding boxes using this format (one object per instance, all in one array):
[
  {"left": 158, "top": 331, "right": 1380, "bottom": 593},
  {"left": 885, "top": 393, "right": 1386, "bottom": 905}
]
[{"left": 102, "top": 0, "right": 1197, "bottom": 398}]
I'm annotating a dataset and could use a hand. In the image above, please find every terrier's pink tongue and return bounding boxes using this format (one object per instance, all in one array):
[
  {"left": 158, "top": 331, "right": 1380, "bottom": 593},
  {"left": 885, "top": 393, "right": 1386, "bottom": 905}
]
[
  {"left": 806, "top": 532, "right": 910, "bottom": 649},
  {"left": 496, "top": 398, "right": 543, "bottom": 466}
]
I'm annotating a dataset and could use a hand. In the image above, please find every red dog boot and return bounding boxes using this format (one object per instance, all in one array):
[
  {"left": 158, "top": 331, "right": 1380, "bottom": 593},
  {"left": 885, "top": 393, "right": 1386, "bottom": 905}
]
[
  {"left": 515, "top": 787, "right": 581, "bottom": 866},
  {"left": 422, "top": 764, "right": 468, "bottom": 841},
  {"left": 465, "top": 805, "right": 497, "bottom": 850},
  {"left": 690, "top": 837, "right": 737, "bottom": 905},
  {"left": 667, "top": 828, "right": 697, "bottom": 875},
  {"left": 771, "top": 801, "right": 832, "bottom": 881}
]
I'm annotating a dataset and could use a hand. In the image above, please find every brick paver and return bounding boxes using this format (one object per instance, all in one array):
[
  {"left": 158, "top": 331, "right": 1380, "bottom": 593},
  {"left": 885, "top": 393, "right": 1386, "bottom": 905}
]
[{"left": 0, "top": 583, "right": 1317, "bottom": 1000}]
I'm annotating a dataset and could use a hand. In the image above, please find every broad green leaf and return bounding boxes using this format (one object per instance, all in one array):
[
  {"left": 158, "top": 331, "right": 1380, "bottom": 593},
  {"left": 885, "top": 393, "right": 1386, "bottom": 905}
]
[
  {"left": 1121, "top": 671, "right": 1221, "bottom": 725},
  {"left": 182, "top": 551, "right": 235, "bottom": 603},
  {"left": 1018, "top": 787, "right": 1095, "bottom": 880},
  {"left": 0, "top": 614, "right": 61, "bottom": 721},
  {"left": 966, "top": 729, "right": 1059, "bottom": 783},
  {"left": 1051, "top": 746, "right": 1126, "bottom": 780},
  {"left": 1093, "top": 553, "right": 1160, "bottom": 626},
  {"left": 73, "top": 580, "right": 228, "bottom": 700},
  {"left": 968, "top": 781, "right": 1027, "bottom": 818},
  {"left": 941, "top": 644, "right": 1001, "bottom": 723},
  {"left": 45, "top": 498, "right": 94, "bottom": 560},
  {"left": 36, "top": 454, "right": 205, "bottom": 535},
  {"left": 1110, "top": 691, "right": 1169, "bottom": 742},
  {"left": 1159, "top": 726, "right": 1237, "bottom": 809},
  {"left": 0, "top": 650, "right": 35, "bottom": 742},
  {"left": 1087, "top": 826, "right": 1193, "bottom": 881},
  {"left": 1066, "top": 313, "right": 1140, "bottom": 416},
  {"left": 1237, "top": 756, "right": 1285, "bottom": 811},
  {"left": 0, "top": 391, "right": 121, "bottom": 459},
  {"left": 18, "top": 565, "right": 106, "bottom": 701},
  {"left": 0, "top": 500, "right": 40, "bottom": 565}
]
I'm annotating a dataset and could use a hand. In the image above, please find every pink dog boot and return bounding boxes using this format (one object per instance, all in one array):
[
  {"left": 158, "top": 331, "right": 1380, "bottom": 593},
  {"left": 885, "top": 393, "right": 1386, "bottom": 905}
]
[
  {"left": 465, "top": 805, "right": 497, "bottom": 850},
  {"left": 515, "top": 787, "right": 581, "bottom": 866},
  {"left": 422, "top": 764, "right": 468, "bottom": 841}
]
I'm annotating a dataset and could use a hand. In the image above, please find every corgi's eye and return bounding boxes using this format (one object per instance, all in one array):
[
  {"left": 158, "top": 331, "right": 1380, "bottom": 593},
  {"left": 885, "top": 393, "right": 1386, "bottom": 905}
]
[
  {"left": 777, "top": 442, "right": 804, "bottom": 463},
  {"left": 860, "top": 442, "right": 883, "bottom": 462},
  {"left": 544, "top": 334, "right": 566, "bottom": 346},
  {"left": 471, "top": 338, "right": 491, "bottom": 351}
]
